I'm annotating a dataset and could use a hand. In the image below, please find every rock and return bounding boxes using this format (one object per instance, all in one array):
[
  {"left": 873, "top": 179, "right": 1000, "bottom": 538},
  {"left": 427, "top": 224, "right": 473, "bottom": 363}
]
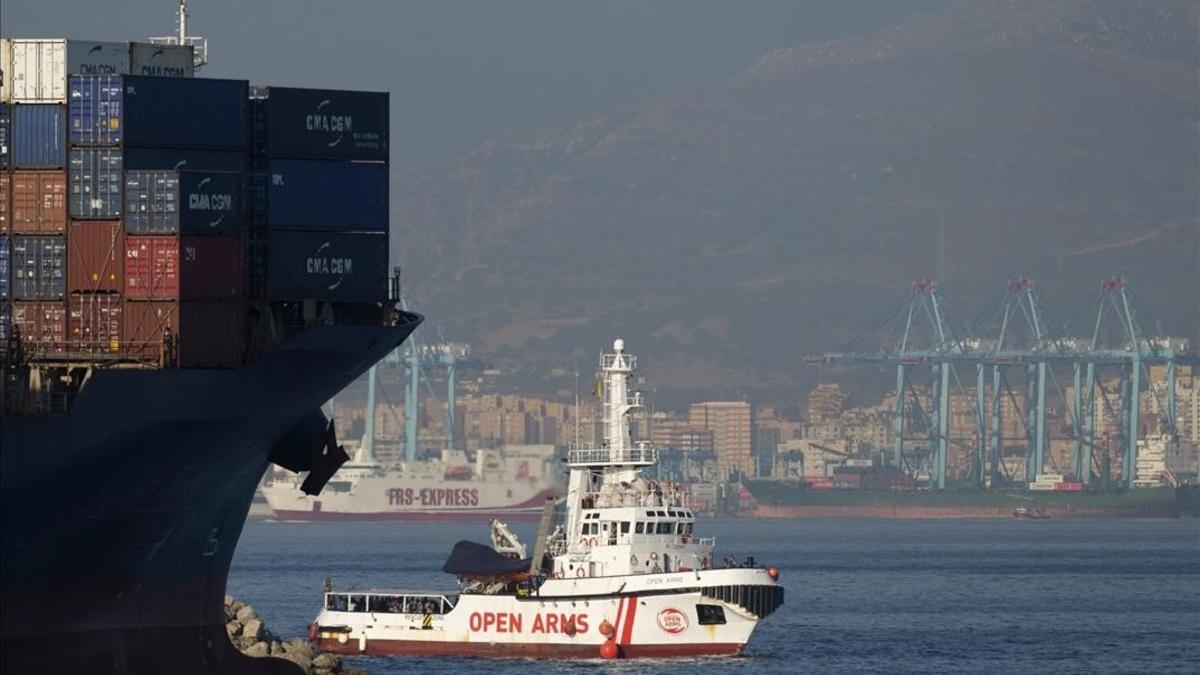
[
  {"left": 231, "top": 600, "right": 245, "bottom": 614},
  {"left": 235, "top": 605, "right": 257, "bottom": 623},
  {"left": 284, "top": 639, "right": 314, "bottom": 659},
  {"left": 278, "top": 651, "right": 312, "bottom": 670},
  {"left": 270, "top": 640, "right": 285, "bottom": 656},
  {"left": 241, "top": 618, "right": 263, "bottom": 642},
  {"left": 225, "top": 622, "right": 239, "bottom": 639},
  {"left": 224, "top": 595, "right": 234, "bottom": 607},
  {"left": 244, "top": 641, "right": 270, "bottom": 658},
  {"left": 312, "top": 652, "right": 340, "bottom": 669}
]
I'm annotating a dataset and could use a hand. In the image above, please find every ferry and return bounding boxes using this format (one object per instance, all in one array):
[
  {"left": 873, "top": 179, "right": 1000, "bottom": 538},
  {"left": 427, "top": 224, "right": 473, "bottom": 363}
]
[{"left": 309, "top": 339, "right": 784, "bottom": 658}]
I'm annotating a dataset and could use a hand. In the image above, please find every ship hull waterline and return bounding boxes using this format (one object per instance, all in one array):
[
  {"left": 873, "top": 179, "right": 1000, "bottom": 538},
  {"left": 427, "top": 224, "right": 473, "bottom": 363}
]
[{"left": 0, "top": 313, "right": 422, "bottom": 674}]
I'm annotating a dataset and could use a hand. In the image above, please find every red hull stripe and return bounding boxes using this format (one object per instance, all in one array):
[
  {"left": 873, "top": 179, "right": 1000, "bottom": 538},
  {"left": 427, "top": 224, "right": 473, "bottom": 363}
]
[
  {"left": 613, "top": 596, "right": 626, "bottom": 642},
  {"left": 316, "top": 638, "right": 744, "bottom": 659},
  {"left": 620, "top": 594, "right": 638, "bottom": 646}
]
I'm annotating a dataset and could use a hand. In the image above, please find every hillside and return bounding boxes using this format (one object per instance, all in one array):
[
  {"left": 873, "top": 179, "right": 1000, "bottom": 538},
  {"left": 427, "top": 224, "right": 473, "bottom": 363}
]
[{"left": 391, "top": 0, "right": 1199, "bottom": 406}]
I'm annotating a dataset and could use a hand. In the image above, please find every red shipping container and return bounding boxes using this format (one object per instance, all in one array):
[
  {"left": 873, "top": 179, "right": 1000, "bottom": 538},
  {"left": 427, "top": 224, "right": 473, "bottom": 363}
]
[
  {"left": 67, "top": 220, "right": 123, "bottom": 293},
  {"left": 10, "top": 300, "right": 67, "bottom": 353},
  {"left": 125, "top": 235, "right": 243, "bottom": 299},
  {"left": 0, "top": 173, "right": 10, "bottom": 233},
  {"left": 10, "top": 170, "right": 67, "bottom": 234},
  {"left": 124, "top": 299, "right": 245, "bottom": 368},
  {"left": 68, "top": 293, "right": 123, "bottom": 353},
  {"left": 1054, "top": 482, "right": 1085, "bottom": 492}
]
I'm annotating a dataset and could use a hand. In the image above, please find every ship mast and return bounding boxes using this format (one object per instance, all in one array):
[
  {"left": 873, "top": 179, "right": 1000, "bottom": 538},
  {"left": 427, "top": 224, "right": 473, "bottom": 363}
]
[{"left": 149, "top": 0, "right": 209, "bottom": 70}]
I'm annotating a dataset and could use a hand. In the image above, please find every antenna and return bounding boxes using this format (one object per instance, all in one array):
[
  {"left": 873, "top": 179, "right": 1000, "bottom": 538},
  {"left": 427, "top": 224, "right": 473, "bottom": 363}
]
[
  {"left": 149, "top": 0, "right": 209, "bottom": 70},
  {"left": 574, "top": 359, "right": 581, "bottom": 449}
]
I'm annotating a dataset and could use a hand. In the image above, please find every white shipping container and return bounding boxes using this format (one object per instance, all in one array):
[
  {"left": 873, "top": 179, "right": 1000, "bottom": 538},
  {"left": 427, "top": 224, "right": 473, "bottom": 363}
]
[
  {"left": 129, "top": 42, "right": 194, "bottom": 78},
  {"left": 3, "top": 39, "right": 129, "bottom": 103}
]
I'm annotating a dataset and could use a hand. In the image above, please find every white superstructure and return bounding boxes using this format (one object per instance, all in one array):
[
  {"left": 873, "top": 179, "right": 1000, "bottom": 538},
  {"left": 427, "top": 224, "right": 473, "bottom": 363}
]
[{"left": 309, "top": 339, "right": 784, "bottom": 658}]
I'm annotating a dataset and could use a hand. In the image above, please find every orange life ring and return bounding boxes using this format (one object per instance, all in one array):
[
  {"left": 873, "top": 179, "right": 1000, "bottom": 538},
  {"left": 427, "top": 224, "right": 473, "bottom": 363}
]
[
  {"left": 577, "top": 567, "right": 586, "bottom": 578},
  {"left": 650, "top": 552, "right": 658, "bottom": 561},
  {"left": 589, "top": 537, "right": 598, "bottom": 547}
]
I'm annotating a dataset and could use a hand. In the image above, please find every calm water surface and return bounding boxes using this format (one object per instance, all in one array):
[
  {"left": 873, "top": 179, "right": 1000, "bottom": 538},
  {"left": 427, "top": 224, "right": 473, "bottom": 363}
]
[{"left": 229, "top": 518, "right": 1200, "bottom": 674}]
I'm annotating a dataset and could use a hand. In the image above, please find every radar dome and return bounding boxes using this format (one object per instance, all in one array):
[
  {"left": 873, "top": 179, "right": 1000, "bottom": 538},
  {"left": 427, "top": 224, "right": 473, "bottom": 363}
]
[{"left": 613, "top": 338, "right": 625, "bottom": 352}]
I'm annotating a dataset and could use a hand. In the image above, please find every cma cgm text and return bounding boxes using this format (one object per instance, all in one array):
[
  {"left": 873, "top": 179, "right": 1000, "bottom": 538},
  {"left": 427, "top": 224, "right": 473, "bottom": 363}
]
[
  {"left": 306, "top": 257, "right": 354, "bottom": 275},
  {"left": 306, "top": 115, "right": 352, "bottom": 133}
]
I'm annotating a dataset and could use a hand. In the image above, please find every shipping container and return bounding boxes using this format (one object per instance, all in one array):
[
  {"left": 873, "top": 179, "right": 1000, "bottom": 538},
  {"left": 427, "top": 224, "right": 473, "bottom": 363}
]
[
  {"left": 0, "top": 173, "right": 9, "bottom": 232},
  {"left": 11, "top": 170, "right": 67, "bottom": 233},
  {"left": 122, "top": 76, "right": 248, "bottom": 150},
  {"left": 10, "top": 300, "right": 67, "bottom": 353},
  {"left": 10, "top": 234, "right": 66, "bottom": 299},
  {"left": 124, "top": 299, "right": 244, "bottom": 367},
  {"left": 13, "top": 104, "right": 66, "bottom": 168},
  {"left": 2, "top": 39, "right": 129, "bottom": 102},
  {"left": 128, "top": 42, "right": 195, "bottom": 78},
  {"left": 124, "top": 170, "right": 179, "bottom": 234},
  {"left": 68, "top": 147, "right": 123, "bottom": 219},
  {"left": 68, "top": 292, "right": 122, "bottom": 353},
  {"left": 179, "top": 171, "right": 242, "bottom": 236},
  {"left": 250, "top": 86, "right": 388, "bottom": 161},
  {"left": 267, "top": 229, "right": 388, "bottom": 301},
  {"left": 249, "top": 159, "right": 387, "bottom": 232},
  {"left": 66, "top": 220, "right": 123, "bottom": 293},
  {"left": 0, "top": 238, "right": 9, "bottom": 298},
  {"left": 0, "top": 302, "right": 10, "bottom": 357},
  {"left": 68, "top": 74, "right": 123, "bottom": 145},
  {"left": 125, "top": 170, "right": 241, "bottom": 236},
  {"left": 122, "top": 147, "right": 244, "bottom": 173},
  {"left": 125, "top": 235, "right": 243, "bottom": 299},
  {"left": 0, "top": 102, "right": 10, "bottom": 167},
  {"left": 1054, "top": 482, "right": 1085, "bottom": 492}
]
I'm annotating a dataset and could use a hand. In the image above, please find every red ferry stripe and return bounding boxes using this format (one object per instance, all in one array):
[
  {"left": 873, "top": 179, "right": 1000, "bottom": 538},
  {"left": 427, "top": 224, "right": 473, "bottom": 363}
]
[
  {"left": 612, "top": 596, "right": 626, "bottom": 641},
  {"left": 620, "top": 595, "right": 638, "bottom": 646}
]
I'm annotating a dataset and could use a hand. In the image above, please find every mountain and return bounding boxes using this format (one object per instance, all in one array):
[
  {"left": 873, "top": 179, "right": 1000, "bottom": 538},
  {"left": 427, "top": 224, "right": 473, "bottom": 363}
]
[{"left": 391, "top": 0, "right": 1199, "bottom": 406}]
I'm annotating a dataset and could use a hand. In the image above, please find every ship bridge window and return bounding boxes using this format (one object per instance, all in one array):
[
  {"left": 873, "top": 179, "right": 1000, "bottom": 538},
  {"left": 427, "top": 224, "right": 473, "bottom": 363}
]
[
  {"left": 325, "top": 594, "right": 349, "bottom": 611},
  {"left": 656, "top": 522, "right": 672, "bottom": 535},
  {"left": 621, "top": 522, "right": 631, "bottom": 534},
  {"left": 635, "top": 522, "right": 645, "bottom": 534},
  {"left": 324, "top": 481, "right": 353, "bottom": 493},
  {"left": 349, "top": 594, "right": 367, "bottom": 612}
]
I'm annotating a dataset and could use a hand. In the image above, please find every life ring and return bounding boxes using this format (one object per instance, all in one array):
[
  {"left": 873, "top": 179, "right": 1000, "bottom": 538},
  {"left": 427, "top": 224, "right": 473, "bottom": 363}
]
[
  {"left": 630, "top": 554, "right": 638, "bottom": 566},
  {"left": 589, "top": 537, "right": 598, "bottom": 547},
  {"left": 579, "top": 538, "right": 588, "bottom": 547},
  {"left": 577, "top": 567, "right": 586, "bottom": 578},
  {"left": 650, "top": 552, "right": 658, "bottom": 561},
  {"left": 701, "top": 555, "right": 711, "bottom": 570}
]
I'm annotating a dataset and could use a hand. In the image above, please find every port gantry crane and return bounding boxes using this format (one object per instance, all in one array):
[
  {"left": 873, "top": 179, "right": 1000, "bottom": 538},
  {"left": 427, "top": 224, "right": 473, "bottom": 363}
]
[{"left": 805, "top": 277, "right": 1192, "bottom": 490}]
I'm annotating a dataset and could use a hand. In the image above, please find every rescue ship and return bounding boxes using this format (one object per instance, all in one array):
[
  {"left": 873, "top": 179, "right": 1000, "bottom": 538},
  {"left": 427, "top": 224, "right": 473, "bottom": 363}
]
[{"left": 310, "top": 339, "right": 784, "bottom": 658}]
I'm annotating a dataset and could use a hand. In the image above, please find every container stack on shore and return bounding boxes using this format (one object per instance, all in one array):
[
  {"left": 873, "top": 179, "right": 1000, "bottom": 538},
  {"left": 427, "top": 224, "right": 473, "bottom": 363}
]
[{"left": 0, "top": 37, "right": 392, "bottom": 369}]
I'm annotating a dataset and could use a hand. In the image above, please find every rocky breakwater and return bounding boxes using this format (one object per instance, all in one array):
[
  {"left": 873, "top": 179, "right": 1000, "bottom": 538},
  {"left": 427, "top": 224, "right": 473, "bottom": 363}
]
[{"left": 225, "top": 595, "right": 364, "bottom": 675}]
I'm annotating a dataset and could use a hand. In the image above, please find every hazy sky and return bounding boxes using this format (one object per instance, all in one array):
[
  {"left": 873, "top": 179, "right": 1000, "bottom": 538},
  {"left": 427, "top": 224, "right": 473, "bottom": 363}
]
[{"left": 2, "top": 0, "right": 942, "bottom": 168}]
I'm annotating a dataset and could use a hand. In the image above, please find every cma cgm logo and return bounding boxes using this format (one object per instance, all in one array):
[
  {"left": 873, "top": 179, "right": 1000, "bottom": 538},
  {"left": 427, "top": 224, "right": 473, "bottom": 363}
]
[
  {"left": 187, "top": 177, "right": 233, "bottom": 229},
  {"left": 139, "top": 48, "right": 188, "bottom": 77},
  {"left": 305, "top": 99, "right": 352, "bottom": 148},
  {"left": 79, "top": 45, "right": 119, "bottom": 75},
  {"left": 306, "top": 242, "right": 353, "bottom": 290}
]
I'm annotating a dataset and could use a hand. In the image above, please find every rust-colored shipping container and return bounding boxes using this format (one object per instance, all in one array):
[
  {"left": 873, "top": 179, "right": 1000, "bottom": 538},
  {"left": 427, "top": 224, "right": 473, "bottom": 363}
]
[
  {"left": 68, "top": 293, "right": 123, "bottom": 354},
  {"left": 67, "top": 220, "right": 123, "bottom": 293},
  {"left": 0, "top": 173, "right": 10, "bottom": 233},
  {"left": 10, "top": 300, "right": 67, "bottom": 354},
  {"left": 124, "top": 299, "right": 244, "bottom": 368},
  {"left": 11, "top": 170, "right": 67, "bottom": 233},
  {"left": 125, "top": 235, "right": 243, "bottom": 300}
]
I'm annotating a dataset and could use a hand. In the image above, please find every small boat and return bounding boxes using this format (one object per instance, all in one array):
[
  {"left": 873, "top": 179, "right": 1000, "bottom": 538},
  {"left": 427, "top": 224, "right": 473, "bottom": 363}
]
[
  {"left": 1012, "top": 506, "right": 1049, "bottom": 519},
  {"left": 309, "top": 339, "right": 784, "bottom": 658}
]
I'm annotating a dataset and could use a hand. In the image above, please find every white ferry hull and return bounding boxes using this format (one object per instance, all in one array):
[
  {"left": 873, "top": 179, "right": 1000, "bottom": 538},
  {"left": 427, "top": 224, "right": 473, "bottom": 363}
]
[
  {"left": 313, "top": 569, "right": 781, "bottom": 659},
  {"left": 264, "top": 478, "right": 558, "bottom": 522}
]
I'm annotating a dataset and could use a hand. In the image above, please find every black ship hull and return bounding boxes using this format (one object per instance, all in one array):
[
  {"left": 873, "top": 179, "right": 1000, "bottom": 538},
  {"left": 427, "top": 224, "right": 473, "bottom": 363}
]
[{"left": 1, "top": 315, "right": 421, "bottom": 673}]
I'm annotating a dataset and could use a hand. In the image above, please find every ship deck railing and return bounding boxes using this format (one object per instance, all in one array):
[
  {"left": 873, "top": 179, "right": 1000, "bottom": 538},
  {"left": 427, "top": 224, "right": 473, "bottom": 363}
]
[{"left": 568, "top": 445, "right": 658, "bottom": 466}]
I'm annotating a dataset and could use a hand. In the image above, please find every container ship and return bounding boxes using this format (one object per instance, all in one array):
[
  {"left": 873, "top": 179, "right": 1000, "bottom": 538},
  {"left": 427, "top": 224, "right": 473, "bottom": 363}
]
[
  {"left": 262, "top": 444, "right": 562, "bottom": 522},
  {"left": 309, "top": 339, "right": 783, "bottom": 658},
  {"left": 1, "top": 21, "right": 418, "bottom": 674}
]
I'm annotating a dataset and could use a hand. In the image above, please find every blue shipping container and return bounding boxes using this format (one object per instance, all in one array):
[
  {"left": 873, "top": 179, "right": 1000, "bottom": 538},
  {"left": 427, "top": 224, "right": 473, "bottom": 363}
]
[
  {"left": 250, "top": 159, "right": 387, "bottom": 232},
  {"left": 0, "top": 238, "right": 9, "bottom": 298},
  {"left": 69, "top": 148, "right": 124, "bottom": 219},
  {"left": 0, "top": 103, "right": 10, "bottom": 169},
  {"left": 11, "top": 235, "right": 67, "bottom": 300},
  {"left": 124, "top": 170, "right": 179, "bottom": 234},
  {"left": 180, "top": 171, "right": 242, "bottom": 236},
  {"left": 13, "top": 104, "right": 67, "bottom": 169},
  {"left": 122, "top": 76, "right": 249, "bottom": 150},
  {"left": 123, "top": 147, "right": 245, "bottom": 173},
  {"left": 0, "top": 302, "right": 9, "bottom": 356},
  {"left": 251, "top": 86, "right": 388, "bottom": 162},
  {"left": 68, "top": 75, "right": 123, "bottom": 146},
  {"left": 267, "top": 229, "right": 388, "bottom": 302}
]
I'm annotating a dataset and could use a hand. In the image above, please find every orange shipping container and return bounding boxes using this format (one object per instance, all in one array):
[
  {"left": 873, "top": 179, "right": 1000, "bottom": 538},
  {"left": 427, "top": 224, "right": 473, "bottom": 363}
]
[
  {"left": 10, "top": 300, "right": 67, "bottom": 354},
  {"left": 67, "top": 220, "right": 123, "bottom": 293},
  {"left": 0, "top": 173, "right": 10, "bottom": 233},
  {"left": 125, "top": 236, "right": 243, "bottom": 300},
  {"left": 124, "top": 300, "right": 245, "bottom": 368},
  {"left": 68, "top": 293, "right": 123, "bottom": 354},
  {"left": 11, "top": 170, "right": 67, "bottom": 234}
]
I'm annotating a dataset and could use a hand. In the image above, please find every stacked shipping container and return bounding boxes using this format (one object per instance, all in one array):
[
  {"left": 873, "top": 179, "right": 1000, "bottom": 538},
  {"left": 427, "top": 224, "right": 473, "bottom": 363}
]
[{"left": 0, "top": 37, "right": 391, "bottom": 368}]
